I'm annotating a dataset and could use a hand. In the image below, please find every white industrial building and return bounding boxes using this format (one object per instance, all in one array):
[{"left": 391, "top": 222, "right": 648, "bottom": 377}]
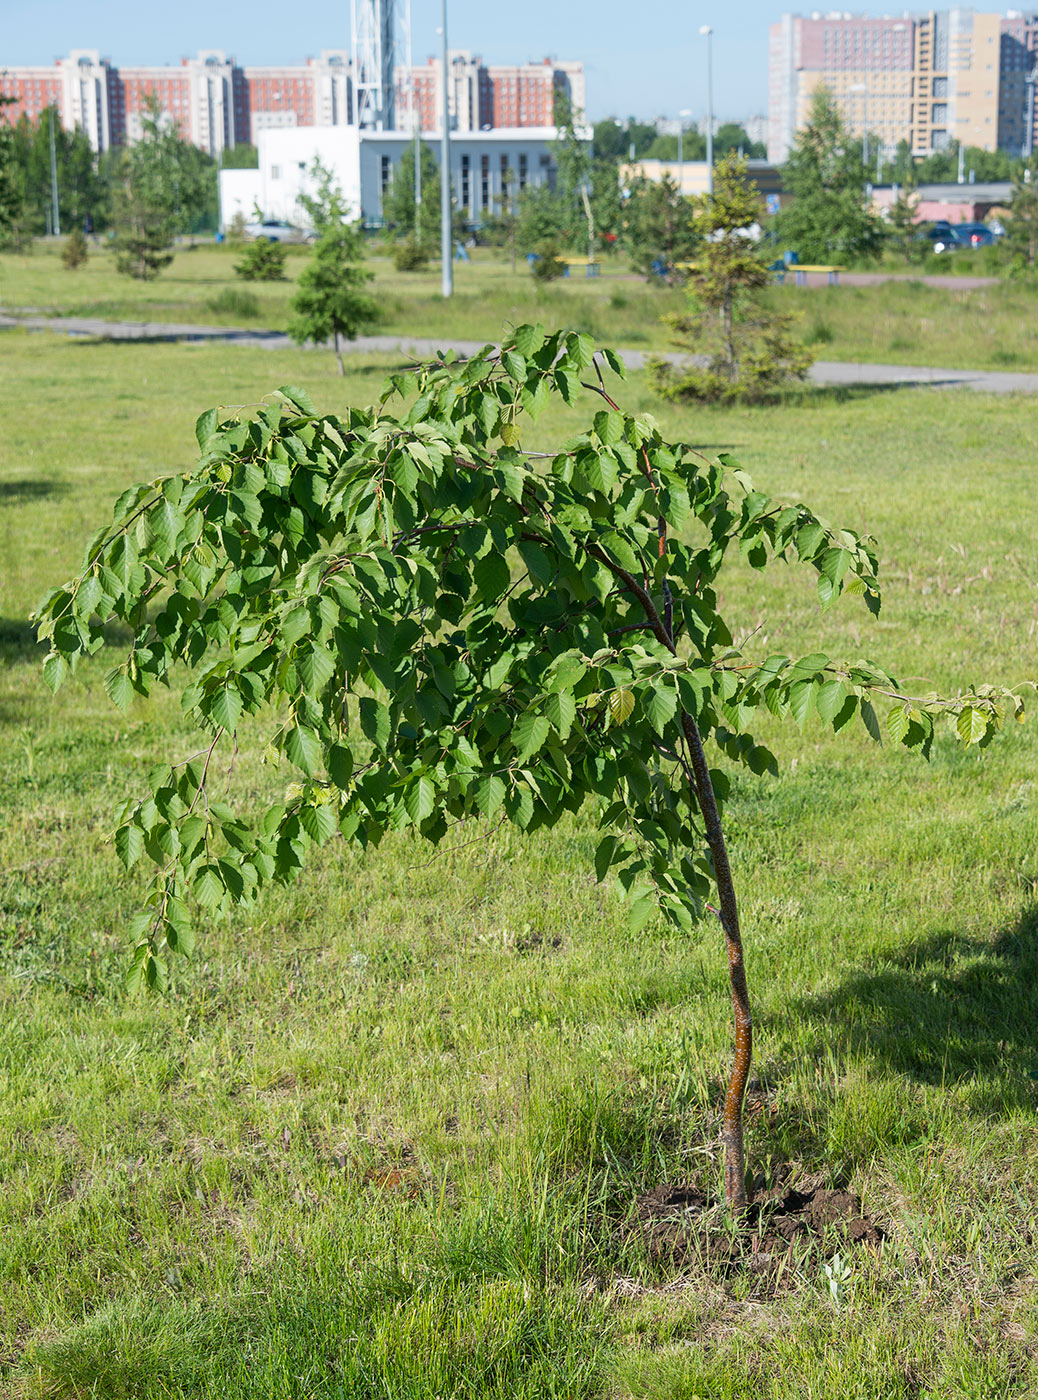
[{"left": 219, "top": 124, "right": 569, "bottom": 229}]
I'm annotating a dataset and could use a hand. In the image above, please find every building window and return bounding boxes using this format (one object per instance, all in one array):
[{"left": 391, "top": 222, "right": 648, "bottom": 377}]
[
  {"left": 271, "top": 164, "right": 280, "bottom": 179},
  {"left": 461, "top": 153, "right": 470, "bottom": 206},
  {"left": 380, "top": 154, "right": 392, "bottom": 196},
  {"left": 480, "top": 153, "right": 489, "bottom": 209},
  {"left": 518, "top": 152, "right": 527, "bottom": 189}
]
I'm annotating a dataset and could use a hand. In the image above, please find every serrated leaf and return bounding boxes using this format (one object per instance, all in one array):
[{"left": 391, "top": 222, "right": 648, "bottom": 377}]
[
  {"left": 104, "top": 667, "right": 133, "bottom": 712},
  {"left": 957, "top": 707, "right": 988, "bottom": 746},
  {"left": 860, "top": 699, "right": 882, "bottom": 743},
  {"left": 886, "top": 703, "right": 912, "bottom": 744},
  {"left": 359, "top": 697, "right": 391, "bottom": 753},
  {"left": 474, "top": 773, "right": 505, "bottom": 818},
  {"left": 299, "top": 802, "right": 337, "bottom": 844},
  {"left": 195, "top": 407, "right": 219, "bottom": 449},
  {"left": 327, "top": 744, "right": 353, "bottom": 789},
  {"left": 115, "top": 824, "right": 143, "bottom": 870},
  {"left": 43, "top": 652, "right": 67, "bottom": 694},
  {"left": 787, "top": 679, "right": 814, "bottom": 728},
  {"left": 608, "top": 689, "right": 635, "bottom": 726},
  {"left": 814, "top": 678, "right": 845, "bottom": 726},
  {"left": 296, "top": 644, "right": 336, "bottom": 694},
  {"left": 194, "top": 864, "right": 225, "bottom": 910},
  {"left": 502, "top": 349, "right": 526, "bottom": 381},
  {"left": 594, "top": 834, "right": 617, "bottom": 882},
  {"left": 274, "top": 385, "right": 317, "bottom": 415},
  {"left": 285, "top": 724, "right": 322, "bottom": 776},
  {"left": 514, "top": 712, "right": 550, "bottom": 762},
  {"left": 474, "top": 551, "right": 512, "bottom": 598},
  {"left": 545, "top": 689, "right": 576, "bottom": 740},
  {"left": 593, "top": 409, "right": 625, "bottom": 446},
  {"left": 627, "top": 891, "right": 656, "bottom": 934},
  {"left": 404, "top": 774, "right": 435, "bottom": 826},
  {"left": 645, "top": 681, "right": 678, "bottom": 736},
  {"left": 209, "top": 684, "right": 242, "bottom": 732}
]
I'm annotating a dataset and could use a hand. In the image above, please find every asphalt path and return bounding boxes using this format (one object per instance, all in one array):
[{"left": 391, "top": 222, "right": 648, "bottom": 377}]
[{"left": 3, "top": 311, "right": 1037, "bottom": 394}]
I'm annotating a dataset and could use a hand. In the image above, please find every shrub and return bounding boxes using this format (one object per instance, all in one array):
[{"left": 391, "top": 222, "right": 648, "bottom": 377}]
[
  {"left": 61, "top": 228, "right": 88, "bottom": 270},
  {"left": 393, "top": 235, "right": 428, "bottom": 272},
  {"left": 530, "top": 243, "right": 566, "bottom": 282},
  {"left": 235, "top": 239, "right": 287, "bottom": 282},
  {"left": 205, "top": 288, "right": 261, "bottom": 319}
]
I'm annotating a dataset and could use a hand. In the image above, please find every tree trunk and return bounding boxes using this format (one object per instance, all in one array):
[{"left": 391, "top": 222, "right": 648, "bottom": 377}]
[
  {"left": 680, "top": 708, "right": 752, "bottom": 1211},
  {"left": 723, "top": 285, "right": 736, "bottom": 382},
  {"left": 334, "top": 330, "right": 344, "bottom": 376}
]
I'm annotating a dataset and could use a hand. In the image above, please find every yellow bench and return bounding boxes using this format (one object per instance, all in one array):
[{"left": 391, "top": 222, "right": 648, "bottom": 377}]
[
  {"left": 790, "top": 264, "right": 840, "bottom": 286},
  {"left": 560, "top": 256, "right": 601, "bottom": 278}
]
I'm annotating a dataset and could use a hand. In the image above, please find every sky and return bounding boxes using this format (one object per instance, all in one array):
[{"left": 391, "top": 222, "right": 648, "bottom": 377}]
[{"left": 0, "top": 1, "right": 1022, "bottom": 125}]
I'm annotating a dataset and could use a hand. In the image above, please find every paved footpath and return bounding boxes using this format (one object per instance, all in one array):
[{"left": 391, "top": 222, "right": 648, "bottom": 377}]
[{"left": 3, "top": 311, "right": 1038, "bottom": 395}]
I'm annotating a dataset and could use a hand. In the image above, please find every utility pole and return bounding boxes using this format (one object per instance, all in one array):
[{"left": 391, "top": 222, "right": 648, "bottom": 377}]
[
  {"left": 49, "top": 107, "right": 61, "bottom": 237},
  {"left": 700, "top": 26, "right": 714, "bottom": 195},
  {"left": 440, "top": 0, "right": 453, "bottom": 297}
]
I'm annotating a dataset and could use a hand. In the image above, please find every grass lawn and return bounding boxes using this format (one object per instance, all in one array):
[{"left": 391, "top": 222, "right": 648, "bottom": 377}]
[
  {"left": 1, "top": 330, "right": 1037, "bottom": 1398},
  {"left": 5, "top": 239, "right": 1038, "bottom": 373}
]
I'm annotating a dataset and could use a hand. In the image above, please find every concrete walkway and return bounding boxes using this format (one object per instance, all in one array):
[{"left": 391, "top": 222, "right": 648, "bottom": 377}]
[{"left": 3, "top": 311, "right": 1037, "bottom": 394}]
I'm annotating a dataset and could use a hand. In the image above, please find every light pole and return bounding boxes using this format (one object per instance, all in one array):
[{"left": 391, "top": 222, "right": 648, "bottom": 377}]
[
  {"left": 439, "top": 0, "right": 452, "bottom": 298},
  {"left": 49, "top": 107, "right": 61, "bottom": 238},
  {"left": 677, "top": 107, "right": 692, "bottom": 196},
  {"left": 699, "top": 26, "right": 713, "bottom": 195}
]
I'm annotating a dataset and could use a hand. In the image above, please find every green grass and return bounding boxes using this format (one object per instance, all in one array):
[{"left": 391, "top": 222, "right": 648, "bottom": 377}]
[
  {"left": 6, "top": 238, "right": 1038, "bottom": 372},
  {"left": 2, "top": 332, "right": 1037, "bottom": 1397}
]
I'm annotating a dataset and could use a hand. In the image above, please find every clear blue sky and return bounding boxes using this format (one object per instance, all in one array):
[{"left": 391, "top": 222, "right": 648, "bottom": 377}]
[{"left": 1, "top": 2, "right": 1021, "bottom": 124}]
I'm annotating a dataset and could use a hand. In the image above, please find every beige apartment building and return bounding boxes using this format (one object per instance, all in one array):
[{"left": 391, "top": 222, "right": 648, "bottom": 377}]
[{"left": 769, "top": 9, "right": 1035, "bottom": 163}]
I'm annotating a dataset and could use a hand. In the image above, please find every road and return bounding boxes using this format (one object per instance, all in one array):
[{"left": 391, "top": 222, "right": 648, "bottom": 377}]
[{"left": 3, "top": 311, "right": 1037, "bottom": 395}]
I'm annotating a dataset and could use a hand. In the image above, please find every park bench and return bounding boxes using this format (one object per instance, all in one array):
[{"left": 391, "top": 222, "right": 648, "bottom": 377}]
[
  {"left": 559, "top": 256, "right": 601, "bottom": 278},
  {"left": 791, "top": 264, "right": 840, "bottom": 286}
]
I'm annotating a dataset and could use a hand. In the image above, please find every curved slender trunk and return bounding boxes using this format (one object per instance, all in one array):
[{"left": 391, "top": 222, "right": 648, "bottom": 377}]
[
  {"left": 680, "top": 708, "right": 752, "bottom": 1212},
  {"left": 334, "top": 330, "right": 344, "bottom": 376}
]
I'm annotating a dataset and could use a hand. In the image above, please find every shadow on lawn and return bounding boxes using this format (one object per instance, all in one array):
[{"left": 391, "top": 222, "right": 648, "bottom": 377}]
[
  {"left": 787, "top": 901, "right": 1038, "bottom": 1119},
  {"left": 0, "top": 478, "right": 65, "bottom": 503}
]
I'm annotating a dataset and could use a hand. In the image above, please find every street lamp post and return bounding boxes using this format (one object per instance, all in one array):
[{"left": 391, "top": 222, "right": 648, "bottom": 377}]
[
  {"left": 439, "top": 0, "right": 452, "bottom": 298},
  {"left": 699, "top": 26, "right": 714, "bottom": 195}
]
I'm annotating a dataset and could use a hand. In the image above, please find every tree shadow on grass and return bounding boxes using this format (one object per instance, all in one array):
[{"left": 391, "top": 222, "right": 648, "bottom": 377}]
[
  {"left": 0, "top": 479, "right": 65, "bottom": 503},
  {"left": 777, "top": 900, "right": 1038, "bottom": 1123}
]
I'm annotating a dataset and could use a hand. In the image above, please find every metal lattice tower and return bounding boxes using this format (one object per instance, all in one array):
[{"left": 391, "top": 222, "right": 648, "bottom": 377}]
[{"left": 350, "top": 0, "right": 396, "bottom": 129}]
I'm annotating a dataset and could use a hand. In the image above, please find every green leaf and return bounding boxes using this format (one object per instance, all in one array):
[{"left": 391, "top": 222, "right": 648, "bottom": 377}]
[
  {"left": 299, "top": 802, "right": 337, "bottom": 844},
  {"left": 788, "top": 679, "right": 815, "bottom": 728},
  {"left": 513, "top": 324, "right": 544, "bottom": 356},
  {"left": 957, "top": 707, "right": 988, "bottom": 746},
  {"left": 474, "top": 551, "right": 512, "bottom": 598},
  {"left": 593, "top": 409, "right": 625, "bottom": 446},
  {"left": 627, "top": 891, "right": 656, "bottom": 934},
  {"left": 545, "top": 689, "right": 576, "bottom": 740},
  {"left": 286, "top": 725, "right": 322, "bottom": 776},
  {"left": 645, "top": 681, "right": 678, "bottom": 736},
  {"left": 474, "top": 773, "right": 505, "bottom": 818},
  {"left": 195, "top": 408, "right": 219, "bottom": 449},
  {"left": 115, "top": 824, "right": 143, "bottom": 870},
  {"left": 327, "top": 744, "right": 353, "bottom": 789},
  {"left": 796, "top": 521, "right": 826, "bottom": 560},
  {"left": 886, "top": 703, "right": 912, "bottom": 744},
  {"left": 609, "top": 689, "right": 635, "bottom": 726},
  {"left": 860, "top": 699, "right": 882, "bottom": 743},
  {"left": 194, "top": 864, "right": 225, "bottom": 910},
  {"left": 404, "top": 774, "right": 436, "bottom": 826},
  {"left": 514, "top": 712, "right": 550, "bottom": 762},
  {"left": 104, "top": 667, "right": 133, "bottom": 712},
  {"left": 209, "top": 684, "right": 242, "bottom": 732},
  {"left": 296, "top": 644, "right": 336, "bottom": 694},
  {"left": 502, "top": 350, "right": 526, "bottom": 381},
  {"left": 274, "top": 385, "right": 317, "bottom": 415},
  {"left": 814, "top": 678, "right": 845, "bottom": 727},
  {"left": 594, "top": 834, "right": 617, "bottom": 882},
  {"left": 43, "top": 652, "right": 67, "bottom": 694},
  {"left": 359, "top": 698, "right": 391, "bottom": 753}
]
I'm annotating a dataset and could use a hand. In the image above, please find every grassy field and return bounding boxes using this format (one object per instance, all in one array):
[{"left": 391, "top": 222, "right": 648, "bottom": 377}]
[
  {"left": 5, "top": 239, "right": 1038, "bottom": 373},
  {"left": 1, "top": 330, "right": 1037, "bottom": 1397}
]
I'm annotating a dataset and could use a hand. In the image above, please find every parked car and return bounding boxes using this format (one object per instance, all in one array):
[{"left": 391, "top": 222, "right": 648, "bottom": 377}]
[
  {"left": 243, "top": 220, "right": 314, "bottom": 244},
  {"left": 920, "top": 220, "right": 959, "bottom": 254},
  {"left": 951, "top": 222, "right": 995, "bottom": 248}
]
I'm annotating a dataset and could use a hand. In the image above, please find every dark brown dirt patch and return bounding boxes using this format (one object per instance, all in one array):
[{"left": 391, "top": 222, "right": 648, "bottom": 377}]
[{"left": 634, "top": 1175, "right": 884, "bottom": 1284}]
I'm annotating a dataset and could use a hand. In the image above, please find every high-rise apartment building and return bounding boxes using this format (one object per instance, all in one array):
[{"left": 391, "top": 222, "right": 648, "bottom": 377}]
[
  {"left": 0, "top": 48, "right": 586, "bottom": 156},
  {"left": 769, "top": 9, "right": 1036, "bottom": 163}
]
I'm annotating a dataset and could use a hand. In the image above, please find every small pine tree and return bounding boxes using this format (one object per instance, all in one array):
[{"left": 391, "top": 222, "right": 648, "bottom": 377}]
[
  {"left": 61, "top": 227, "right": 89, "bottom": 270},
  {"left": 624, "top": 173, "right": 699, "bottom": 279},
  {"left": 392, "top": 234, "right": 428, "bottom": 271},
  {"left": 287, "top": 220, "right": 378, "bottom": 374},
  {"left": 530, "top": 242, "right": 566, "bottom": 282},
  {"left": 112, "top": 177, "right": 174, "bottom": 281},
  {"left": 1005, "top": 155, "right": 1038, "bottom": 272},
  {"left": 234, "top": 238, "right": 287, "bottom": 281},
  {"left": 650, "top": 155, "right": 814, "bottom": 403}
]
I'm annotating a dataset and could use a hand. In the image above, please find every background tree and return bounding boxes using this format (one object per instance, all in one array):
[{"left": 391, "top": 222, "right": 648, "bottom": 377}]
[
  {"left": 776, "top": 87, "right": 883, "bottom": 263},
  {"left": 61, "top": 227, "right": 88, "bottom": 269},
  {"left": 0, "top": 97, "right": 21, "bottom": 244},
  {"left": 288, "top": 218, "right": 378, "bottom": 373},
  {"left": 646, "top": 129, "right": 707, "bottom": 162},
  {"left": 517, "top": 183, "right": 567, "bottom": 253},
  {"left": 529, "top": 241, "right": 566, "bottom": 280},
  {"left": 220, "top": 144, "right": 259, "bottom": 170},
  {"left": 111, "top": 173, "right": 174, "bottom": 280},
  {"left": 885, "top": 179, "right": 923, "bottom": 263},
  {"left": 623, "top": 173, "right": 698, "bottom": 278},
  {"left": 234, "top": 238, "right": 287, "bottom": 281},
  {"left": 1005, "top": 156, "right": 1038, "bottom": 271},
  {"left": 121, "top": 95, "right": 217, "bottom": 236},
  {"left": 383, "top": 143, "right": 440, "bottom": 247},
  {"left": 6, "top": 106, "right": 107, "bottom": 237},
  {"left": 651, "top": 155, "right": 813, "bottom": 402},
  {"left": 714, "top": 123, "right": 767, "bottom": 161},
  {"left": 592, "top": 117, "right": 657, "bottom": 161},
  {"left": 34, "top": 329, "right": 1023, "bottom": 1213},
  {"left": 550, "top": 90, "right": 593, "bottom": 248}
]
